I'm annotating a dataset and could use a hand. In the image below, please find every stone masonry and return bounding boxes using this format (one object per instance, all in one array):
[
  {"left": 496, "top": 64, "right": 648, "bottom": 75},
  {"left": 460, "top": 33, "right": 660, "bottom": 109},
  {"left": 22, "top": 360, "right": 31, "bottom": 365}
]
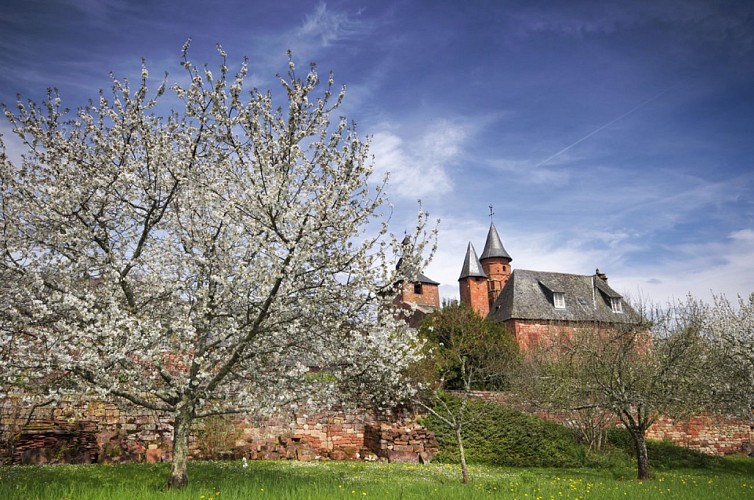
[{"left": 0, "top": 396, "right": 437, "bottom": 465}]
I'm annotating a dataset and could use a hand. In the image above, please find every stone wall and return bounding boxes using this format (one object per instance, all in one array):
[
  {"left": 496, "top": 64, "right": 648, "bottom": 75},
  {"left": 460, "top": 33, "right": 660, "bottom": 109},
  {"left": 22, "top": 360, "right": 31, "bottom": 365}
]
[
  {"left": 363, "top": 422, "right": 439, "bottom": 463},
  {"left": 399, "top": 281, "right": 440, "bottom": 309},
  {"left": 646, "top": 415, "right": 753, "bottom": 456},
  {"left": 463, "top": 391, "right": 754, "bottom": 456},
  {"left": 4, "top": 391, "right": 750, "bottom": 464},
  {"left": 505, "top": 319, "right": 579, "bottom": 352},
  {"left": 0, "top": 396, "right": 435, "bottom": 465},
  {"left": 12, "top": 420, "right": 100, "bottom": 465}
]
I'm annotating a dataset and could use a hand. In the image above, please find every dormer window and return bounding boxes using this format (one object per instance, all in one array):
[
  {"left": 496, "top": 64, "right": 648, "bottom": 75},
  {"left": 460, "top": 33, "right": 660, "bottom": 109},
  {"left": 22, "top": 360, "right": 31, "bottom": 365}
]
[
  {"left": 610, "top": 297, "right": 623, "bottom": 313},
  {"left": 553, "top": 292, "right": 566, "bottom": 309},
  {"left": 538, "top": 279, "right": 566, "bottom": 309}
]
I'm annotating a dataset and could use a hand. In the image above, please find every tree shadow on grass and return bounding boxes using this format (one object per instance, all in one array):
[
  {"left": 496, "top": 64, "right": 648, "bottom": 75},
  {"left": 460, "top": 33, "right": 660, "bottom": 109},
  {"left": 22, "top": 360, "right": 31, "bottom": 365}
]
[{"left": 607, "top": 429, "right": 754, "bottom": 476}]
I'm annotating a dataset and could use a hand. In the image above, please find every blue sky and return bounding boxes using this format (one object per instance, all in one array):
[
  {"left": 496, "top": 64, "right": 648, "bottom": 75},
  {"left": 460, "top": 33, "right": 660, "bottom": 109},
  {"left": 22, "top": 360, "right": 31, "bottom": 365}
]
[{"left": 2, "top": 0, "right": 753, "bottom": 304}]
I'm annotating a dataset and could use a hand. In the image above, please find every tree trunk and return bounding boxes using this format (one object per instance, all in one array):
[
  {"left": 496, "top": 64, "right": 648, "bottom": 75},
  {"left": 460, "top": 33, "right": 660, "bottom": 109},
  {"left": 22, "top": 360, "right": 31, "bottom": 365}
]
[
  {"left": 168, "top": 408, "right": 194, "bottom": 489},
  {"left": 455, "top": 426, "right": 469, "bottom": 484},
  {"left": 630, "top": 429, "right": 650, "bottom": 481}
]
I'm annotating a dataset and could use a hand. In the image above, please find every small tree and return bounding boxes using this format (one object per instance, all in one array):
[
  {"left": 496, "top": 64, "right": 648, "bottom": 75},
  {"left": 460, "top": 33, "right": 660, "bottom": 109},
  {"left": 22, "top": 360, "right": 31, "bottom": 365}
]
[
  {"left": 0, "top": 44, "right": 432, "bottom": 487},
  {"left": 521, "top": 299, "right": 723, "bottom": 480},
  {"left": 414, "top": 303, "right": 520, "bottom": 483}
]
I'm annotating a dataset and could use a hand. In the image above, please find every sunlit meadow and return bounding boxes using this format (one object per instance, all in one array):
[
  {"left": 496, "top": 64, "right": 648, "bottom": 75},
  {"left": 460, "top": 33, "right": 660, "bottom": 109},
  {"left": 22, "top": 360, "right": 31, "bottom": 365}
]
[{"left": 2, "top": 458, "right": 753, "bottom": 499}]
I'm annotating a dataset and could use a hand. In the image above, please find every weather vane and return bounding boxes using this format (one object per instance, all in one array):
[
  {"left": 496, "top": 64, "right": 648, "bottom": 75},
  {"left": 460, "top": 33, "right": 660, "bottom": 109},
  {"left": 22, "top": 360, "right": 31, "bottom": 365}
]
[{"left": 488, "top": 204, "right": 495, "bottom": 219}]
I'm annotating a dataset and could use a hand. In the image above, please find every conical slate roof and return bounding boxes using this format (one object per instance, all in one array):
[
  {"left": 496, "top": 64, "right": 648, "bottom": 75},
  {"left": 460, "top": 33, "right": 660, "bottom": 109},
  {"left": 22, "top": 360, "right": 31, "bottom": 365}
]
[
  {"left": 459, "top": 242, "right": 487, "bottom": 280},
  {"left": 480, "top": 222, "right": 512, "bottom": 261}
]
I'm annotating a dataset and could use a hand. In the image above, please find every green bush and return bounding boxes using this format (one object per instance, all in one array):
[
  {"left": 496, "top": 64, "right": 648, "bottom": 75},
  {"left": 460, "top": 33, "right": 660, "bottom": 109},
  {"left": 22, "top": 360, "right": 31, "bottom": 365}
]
[{"left": 421, "top": 397, "right": 593, "bottom": 467}]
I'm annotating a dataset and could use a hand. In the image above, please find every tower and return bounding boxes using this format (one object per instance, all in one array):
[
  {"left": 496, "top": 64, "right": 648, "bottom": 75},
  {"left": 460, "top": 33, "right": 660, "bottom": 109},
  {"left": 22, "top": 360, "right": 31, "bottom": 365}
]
[
  {"left": 391, "top": 235, "right": 440, "bottom": 327},
  {"left": 458, "top": 242, "right": 490, "bottom": 317},
  {"left": 479, "top": 222, "right": 512, "bottom": 309}
]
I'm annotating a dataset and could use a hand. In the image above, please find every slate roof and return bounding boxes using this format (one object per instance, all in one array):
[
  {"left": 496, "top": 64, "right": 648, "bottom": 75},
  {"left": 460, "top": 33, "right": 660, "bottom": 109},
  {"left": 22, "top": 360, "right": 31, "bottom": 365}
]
[
  {"left": 459, "top": 243, "right": 487, "bottom": 279},
  {"left": 394, "top": 268, "right": 440, "bottom": 285},
  {"left": 480, "top": 222, "right": 512, "bottom": 261},
  {"left": 415, "top": 272, "right": 440, "bottom": 285},
  {"left": 395, "top": 254, "right": 440, "bottom": 285},
  {"left": 488, "top": 269, "right": 639, "bottom": 324}
]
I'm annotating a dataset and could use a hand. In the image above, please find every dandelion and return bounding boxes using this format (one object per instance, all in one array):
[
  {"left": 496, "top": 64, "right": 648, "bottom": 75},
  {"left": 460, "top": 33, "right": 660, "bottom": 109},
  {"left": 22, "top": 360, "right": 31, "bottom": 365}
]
[{"left": 242, "top": 457, "right": 248, "bottom": 468}]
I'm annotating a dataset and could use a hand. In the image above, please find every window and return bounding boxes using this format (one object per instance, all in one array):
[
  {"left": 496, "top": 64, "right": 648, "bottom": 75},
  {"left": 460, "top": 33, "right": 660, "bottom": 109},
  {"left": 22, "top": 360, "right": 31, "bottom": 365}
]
[
  {"left": 553, "top": 292, "right": 566, "bottom": 309},
  {"left": 413, "top": 283, "right": 423, "bottom": 295},
  {"left": 610, "top": 297, "right": 623, "bottom": 313}
]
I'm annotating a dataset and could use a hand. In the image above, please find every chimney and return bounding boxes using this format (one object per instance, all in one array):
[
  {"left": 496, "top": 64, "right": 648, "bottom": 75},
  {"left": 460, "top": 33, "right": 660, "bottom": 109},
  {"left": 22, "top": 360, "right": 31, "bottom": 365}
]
[{"left": 595, "top": 268, "right": 608, "bottom": 283}]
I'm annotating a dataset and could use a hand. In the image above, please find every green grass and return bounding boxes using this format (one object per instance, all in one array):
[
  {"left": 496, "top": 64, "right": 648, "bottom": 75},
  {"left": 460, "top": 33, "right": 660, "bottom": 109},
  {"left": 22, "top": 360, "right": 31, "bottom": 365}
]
[{"left": 2, "top": 458, "right": 754, "bottom": 499}]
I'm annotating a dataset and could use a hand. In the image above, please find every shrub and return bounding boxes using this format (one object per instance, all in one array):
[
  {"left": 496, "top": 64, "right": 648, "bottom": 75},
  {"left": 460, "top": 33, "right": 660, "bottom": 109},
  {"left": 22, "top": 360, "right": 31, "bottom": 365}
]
[{"left": 421, "top": 398, "right": 591, "bottom": 467}]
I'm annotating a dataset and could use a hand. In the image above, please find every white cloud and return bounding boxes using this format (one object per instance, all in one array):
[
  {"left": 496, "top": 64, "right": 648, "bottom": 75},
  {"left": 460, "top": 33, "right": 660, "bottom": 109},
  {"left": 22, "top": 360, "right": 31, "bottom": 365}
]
[
  {"left": 370, "top": 119, "right": 471, "bottom": 199},
  {"left": 616, "top": 228, "right": 754, "bottom": 303}
]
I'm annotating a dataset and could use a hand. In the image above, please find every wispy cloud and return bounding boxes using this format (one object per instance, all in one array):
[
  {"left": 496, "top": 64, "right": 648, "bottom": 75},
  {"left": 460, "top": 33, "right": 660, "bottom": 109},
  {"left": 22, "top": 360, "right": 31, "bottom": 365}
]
[
  {"left": 67, "top": 0, "right": 132, "bottom": 22},
  {"left": 490, "top": 158, "right": 570, "bottom": 185},
  {"left": 298, "top": 2, "right": 366, "bottom": 47},
  {"left": 244, "top": 2, "right": 375, "bottom": 79},
  {"left": 509, "top": 2, "right": 638, "bottom": 38}
]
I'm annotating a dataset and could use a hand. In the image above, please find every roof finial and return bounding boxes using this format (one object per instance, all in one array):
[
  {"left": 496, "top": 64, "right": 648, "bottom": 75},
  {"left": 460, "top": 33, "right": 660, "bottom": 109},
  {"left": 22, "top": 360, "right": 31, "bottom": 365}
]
[{"left": 488, "top": 204, "right": 495, "bottom": 220}]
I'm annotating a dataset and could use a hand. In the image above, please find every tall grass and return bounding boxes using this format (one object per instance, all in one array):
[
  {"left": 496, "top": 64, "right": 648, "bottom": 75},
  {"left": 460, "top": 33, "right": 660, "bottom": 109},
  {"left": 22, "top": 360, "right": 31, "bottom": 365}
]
[{"left": 2, "top": 458, "right": 753, "bottom": 499}]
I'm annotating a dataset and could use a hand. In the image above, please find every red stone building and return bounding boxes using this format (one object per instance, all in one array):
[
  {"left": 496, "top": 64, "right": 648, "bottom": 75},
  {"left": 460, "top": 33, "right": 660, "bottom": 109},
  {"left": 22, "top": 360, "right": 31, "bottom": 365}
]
[{"left": 458, "top": 223, "right": 638, "bottom": 348}]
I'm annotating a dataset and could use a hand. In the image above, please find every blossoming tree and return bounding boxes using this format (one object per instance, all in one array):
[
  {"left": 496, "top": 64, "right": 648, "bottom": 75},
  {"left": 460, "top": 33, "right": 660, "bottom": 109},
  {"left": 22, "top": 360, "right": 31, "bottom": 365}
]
[
  {"left": 520, "top": 296, "right": 753, "bottom": 480},
  {"left": 0, "top": 44, "right": 432, "bottom": 488},
  {"left": 703, "top": 293, "right": 754, "bottom": 415}
]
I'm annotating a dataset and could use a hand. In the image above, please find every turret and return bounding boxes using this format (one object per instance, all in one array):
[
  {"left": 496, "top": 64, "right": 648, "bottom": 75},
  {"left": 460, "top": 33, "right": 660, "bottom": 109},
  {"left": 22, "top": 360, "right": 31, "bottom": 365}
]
[
  {"left": 479, "top": 222, "right": 512, "bottom": 308},
  {"left": 458, "top": 242, "right": 489, "bottom": 317}
]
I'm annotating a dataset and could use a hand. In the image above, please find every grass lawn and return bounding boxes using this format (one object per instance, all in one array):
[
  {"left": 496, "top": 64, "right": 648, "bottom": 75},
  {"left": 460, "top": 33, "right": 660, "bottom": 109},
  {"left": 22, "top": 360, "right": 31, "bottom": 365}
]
[{"left": 2, "top": 457, "right": 754, "bottom": 500}]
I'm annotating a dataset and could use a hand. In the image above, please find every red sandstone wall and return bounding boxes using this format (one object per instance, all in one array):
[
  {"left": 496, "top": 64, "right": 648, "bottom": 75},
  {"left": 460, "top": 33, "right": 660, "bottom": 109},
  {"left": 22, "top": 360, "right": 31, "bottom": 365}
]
[
  {"left": 508, "top": 319, "right": 576, "bottom": 351},
  {"left": 400, "top": 282, "right": 439, "bottom": 308},
  {"left": 646, "top": 415, "right": 753, "bottom": 456},
  {"left": 480, "top": 259, "right": 510, "bottom": 306},
  {"left": 4, "top": 394, "right": 750, "bottom": 464},
  {"left": 460, "top": 277, "right": 489, "bottom": 317},
  {"left": 0, "top": 396, "right": 396, "bottom": 464}
]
